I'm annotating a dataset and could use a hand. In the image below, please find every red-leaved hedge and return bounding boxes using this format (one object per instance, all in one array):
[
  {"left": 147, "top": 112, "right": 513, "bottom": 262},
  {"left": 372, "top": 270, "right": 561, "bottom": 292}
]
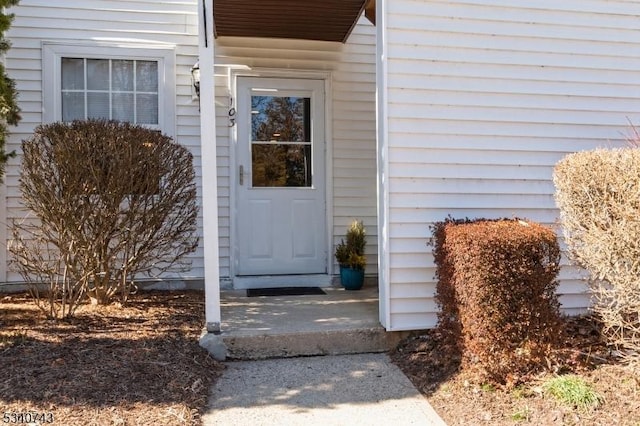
[{"left": 431, "top": 218, "right": 563, "bottom": 385}]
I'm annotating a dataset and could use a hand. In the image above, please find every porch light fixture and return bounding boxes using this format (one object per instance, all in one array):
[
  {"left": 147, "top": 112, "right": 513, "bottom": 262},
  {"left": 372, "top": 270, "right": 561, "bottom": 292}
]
[{"left": 191, "top": 61, "right": 200, "bottom": 98}]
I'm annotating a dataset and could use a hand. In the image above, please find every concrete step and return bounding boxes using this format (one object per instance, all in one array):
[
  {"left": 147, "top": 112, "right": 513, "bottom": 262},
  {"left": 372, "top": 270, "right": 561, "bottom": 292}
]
[
  {"left": 199, "top": 286, "right": 411, "bottom": 361},
  {"left": 219, "top": 327, "right": 410, "bottom": 360}
]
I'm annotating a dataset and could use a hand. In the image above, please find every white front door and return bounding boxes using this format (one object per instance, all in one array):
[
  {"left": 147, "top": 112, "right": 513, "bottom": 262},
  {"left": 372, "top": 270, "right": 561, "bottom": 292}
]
[{"left": 236, "top": 77, "right": 326, "bottom": 276}]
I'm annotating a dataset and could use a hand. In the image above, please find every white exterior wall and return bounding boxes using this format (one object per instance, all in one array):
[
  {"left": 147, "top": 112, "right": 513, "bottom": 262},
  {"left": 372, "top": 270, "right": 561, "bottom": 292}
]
[
  {"left": 3, "top": 0, "right": 203, "bottom": 284},
  {"left": 213, "top": 17, "right": 378, "bottom": 281},
  {"left": 381, "top": 0, "right": 638, "bottom": 330}
]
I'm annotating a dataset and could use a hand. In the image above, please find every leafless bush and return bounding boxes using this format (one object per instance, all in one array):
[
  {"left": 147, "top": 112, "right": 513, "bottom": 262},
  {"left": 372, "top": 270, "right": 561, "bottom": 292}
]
[
  {"left": 554, "top": 148, "right": 640, "bottom": 364},
  {"left": 9, "top": 120, "right": 199, "bottom": 317}
]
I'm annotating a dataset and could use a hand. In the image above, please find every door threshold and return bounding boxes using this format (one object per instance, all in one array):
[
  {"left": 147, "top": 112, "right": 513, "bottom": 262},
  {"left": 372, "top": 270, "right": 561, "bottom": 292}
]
[{"left": 233, "top": 274, "right": 332, "bottom": 290}]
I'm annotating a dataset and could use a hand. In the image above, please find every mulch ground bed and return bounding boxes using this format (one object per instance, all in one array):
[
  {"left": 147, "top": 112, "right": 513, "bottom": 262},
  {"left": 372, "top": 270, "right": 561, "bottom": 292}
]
[
  {"left": 0, "top": 290, "right": 224, "bottom": 426},
  {"left": 391, "top": 315, "right": 640, "bottom": 425}
]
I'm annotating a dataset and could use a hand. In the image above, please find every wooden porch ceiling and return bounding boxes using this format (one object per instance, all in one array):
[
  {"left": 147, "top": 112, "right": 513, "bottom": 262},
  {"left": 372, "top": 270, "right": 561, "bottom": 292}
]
[
  {"left": 365, "top": 0, "right": 376, "bottom": 26},
  {"left": 213, "top": 0, "right": 368, "bottom": 43}
]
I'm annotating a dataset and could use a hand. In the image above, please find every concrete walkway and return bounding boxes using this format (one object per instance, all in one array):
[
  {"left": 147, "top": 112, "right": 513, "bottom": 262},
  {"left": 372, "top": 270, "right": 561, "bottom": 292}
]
[{"left": 203, "top": 353, "right": 447, "bottom": 426}]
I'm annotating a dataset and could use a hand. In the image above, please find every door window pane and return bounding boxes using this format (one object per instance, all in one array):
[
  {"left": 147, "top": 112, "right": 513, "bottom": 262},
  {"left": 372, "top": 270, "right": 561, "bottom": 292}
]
[
  {"left": 252, "top": 144, "right": 312, "bottom": 187},
  {"left": 251, "top": 96, "right": 311, "bottom": 142},
  {"left": 250, "top": 95, "right": 312, "bottom": 188}
]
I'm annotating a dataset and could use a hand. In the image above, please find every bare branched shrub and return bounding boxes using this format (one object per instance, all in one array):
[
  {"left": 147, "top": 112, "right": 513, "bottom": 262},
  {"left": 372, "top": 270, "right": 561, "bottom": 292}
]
[
  {"left": 9, "top": 120, "right": 199, "bottom": 316},
  {"left": 10, "top": 215, "right": 87, "bottom": 318},
  {"left": 554, "top": 148, "right": 640, "bottom": 364}
]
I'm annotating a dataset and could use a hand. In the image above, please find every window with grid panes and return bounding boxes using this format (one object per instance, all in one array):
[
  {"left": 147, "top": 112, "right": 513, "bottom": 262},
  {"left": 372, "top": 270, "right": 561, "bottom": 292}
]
[{"left": 61, "top": 58, "right": 159, "bottom": 126}]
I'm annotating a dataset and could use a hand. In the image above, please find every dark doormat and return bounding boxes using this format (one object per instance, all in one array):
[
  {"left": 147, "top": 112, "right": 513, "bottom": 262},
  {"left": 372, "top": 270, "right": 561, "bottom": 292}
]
[{"left": 246, "top": 287, "right": 327, "bottom": 297}]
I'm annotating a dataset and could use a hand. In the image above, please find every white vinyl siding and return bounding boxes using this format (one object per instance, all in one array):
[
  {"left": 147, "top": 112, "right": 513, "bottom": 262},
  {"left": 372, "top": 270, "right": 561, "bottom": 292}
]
[
  {"left": 3, "top": 0, "right": 202, "bottom": 283},
  {"left": 381, "top": 0, "right": 638, "bottom": 330},
  {"left": 213, "top": 17, "right": 377, "bottom": 281}
]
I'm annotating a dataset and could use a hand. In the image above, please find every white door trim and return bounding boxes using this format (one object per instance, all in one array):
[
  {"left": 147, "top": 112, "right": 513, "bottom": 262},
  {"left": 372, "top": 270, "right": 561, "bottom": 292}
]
[{"left": 228, "top": 69, "right": 333, "bottom": 286}]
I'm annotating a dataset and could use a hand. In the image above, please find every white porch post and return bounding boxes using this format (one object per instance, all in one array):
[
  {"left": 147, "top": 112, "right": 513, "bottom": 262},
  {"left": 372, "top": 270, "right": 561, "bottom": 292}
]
[
  {"left": 198, "top": 0, "right": 221, "bottom": 333},
  {"left": 376, "top": 0, "right": 391, "bottom": 330}
]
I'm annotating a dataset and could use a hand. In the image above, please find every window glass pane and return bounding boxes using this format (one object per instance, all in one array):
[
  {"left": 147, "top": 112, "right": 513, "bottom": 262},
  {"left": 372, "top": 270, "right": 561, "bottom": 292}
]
[
  {"left": 136, "top": 93, "right": 158, "bottom": 124},
  {"left": 87, "top": 59, "right": 109, "bottom": 90},
  {"left": 136, "top": 61, "right": 158, "bottom": 92},
  {"left": 62, "top": 92, "right": 84, "bottom": 121},
  {"left": 251, "top": 96, "right": 310, "bottom": 142},
  {"left": 59, "top": 56, "right": 162, "bottom": 126},
  {"left": 112, "top": 60, "right": 133, "bottom": 91},
  {"left": 252, "top": 144, "right": 312, "bottom": 187},
  {"left": 87, "top": 92, "right": 109, "bottom": 119},
  {"left": 62, "top": 58, "right": 84, "bottom": 90},
  {"left": 112, "top": 93, "right": 134, "bottom": 121}
]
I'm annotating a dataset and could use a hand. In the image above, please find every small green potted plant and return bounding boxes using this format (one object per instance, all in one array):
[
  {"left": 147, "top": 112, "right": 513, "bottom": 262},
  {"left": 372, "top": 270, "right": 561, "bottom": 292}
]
[{"left": 335, "top": 220, "right": 366, "bottom": 290}]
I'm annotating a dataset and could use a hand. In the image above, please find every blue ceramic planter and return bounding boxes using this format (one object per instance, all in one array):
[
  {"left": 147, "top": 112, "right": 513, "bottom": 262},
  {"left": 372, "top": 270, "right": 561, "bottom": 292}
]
[{"left": 339, "top": 266, "right": 365, "bottom": 290}]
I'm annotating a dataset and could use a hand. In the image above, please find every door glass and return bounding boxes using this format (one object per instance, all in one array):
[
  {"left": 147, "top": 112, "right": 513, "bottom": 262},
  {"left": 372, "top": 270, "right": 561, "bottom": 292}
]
[{"left": 251, "top": 95, "right": 312, "bottom": 187}]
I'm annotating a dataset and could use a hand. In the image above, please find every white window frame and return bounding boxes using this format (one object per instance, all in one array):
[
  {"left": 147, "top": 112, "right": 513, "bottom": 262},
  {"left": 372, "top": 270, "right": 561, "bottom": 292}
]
[{"left": 43, "top": 42, "right": 176, "bottom": 137}]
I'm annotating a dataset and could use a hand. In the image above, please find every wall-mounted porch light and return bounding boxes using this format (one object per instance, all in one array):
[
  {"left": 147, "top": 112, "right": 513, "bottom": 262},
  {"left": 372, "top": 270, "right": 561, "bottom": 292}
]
[{"left": 191, "top": 61, "right": 200, "bottom": 99}]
